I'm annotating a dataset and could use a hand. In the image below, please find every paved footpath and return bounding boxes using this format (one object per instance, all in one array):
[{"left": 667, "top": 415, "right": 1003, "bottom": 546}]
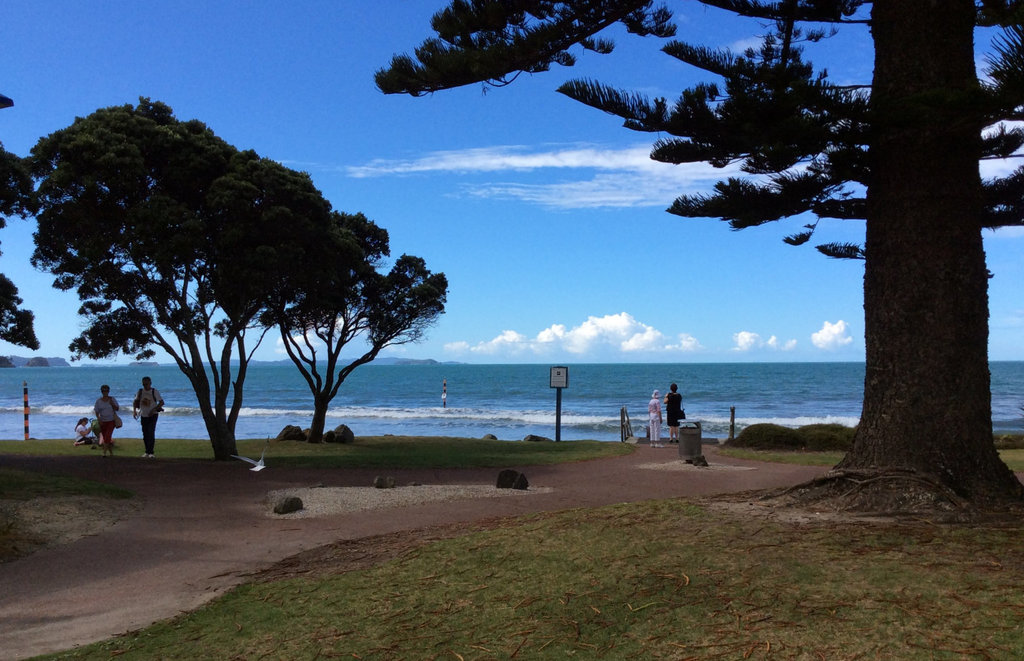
[{"left": 0, "top": 445, "right": 826, "bottom": 660}]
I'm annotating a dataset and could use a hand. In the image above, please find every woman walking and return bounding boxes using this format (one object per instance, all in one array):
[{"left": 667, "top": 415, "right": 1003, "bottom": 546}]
[{"left": 93, "top": 385, "right": 120, "bottom": 457}]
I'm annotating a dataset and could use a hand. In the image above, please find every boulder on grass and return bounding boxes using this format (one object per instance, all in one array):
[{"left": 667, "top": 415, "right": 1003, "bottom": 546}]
[
  {"left": 276, "top": 425, "right": 306, "bottom": 442},
  {"left": 273, "top": 495, "right": 303, "bottom": 514},
  {"left": 331, "top": 424, "right": 355, "bottom": 444},
  {"left": 523, "top": 434, "right": 553, "bottom": 442},
  {"left": 482, "top": 434, "right": 498, "bottom": 440},
  {"left": 496, "top": 469, "right": 529, "bottom": 490}
]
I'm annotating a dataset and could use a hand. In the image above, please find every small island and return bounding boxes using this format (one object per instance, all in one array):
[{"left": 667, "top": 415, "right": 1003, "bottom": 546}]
[{"left": 1, "top": 355, "right": 71, "bottom": 368}]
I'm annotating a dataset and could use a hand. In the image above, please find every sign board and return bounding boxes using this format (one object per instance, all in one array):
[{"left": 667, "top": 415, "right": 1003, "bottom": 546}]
[{"left": 550, "top": 366, "right": 569, "bottom": 389}]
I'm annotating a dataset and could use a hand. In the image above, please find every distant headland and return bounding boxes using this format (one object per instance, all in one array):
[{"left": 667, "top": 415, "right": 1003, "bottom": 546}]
[
  {"left": 0, "top": 355, "right": 71, "bottom": 368},
  {"left": 0, "top": 355, "right": 456, "bottom": 368}
]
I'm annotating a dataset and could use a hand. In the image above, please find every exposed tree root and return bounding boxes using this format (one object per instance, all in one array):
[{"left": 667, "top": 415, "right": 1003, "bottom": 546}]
[{"left": 757, "top": 468, "right": 1024, "bottom": 523}]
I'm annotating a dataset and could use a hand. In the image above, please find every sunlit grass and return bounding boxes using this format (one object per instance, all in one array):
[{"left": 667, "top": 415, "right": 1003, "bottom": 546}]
[
  {"left": 45, "top": 499, "right": 1024, "bottom": 660},
  {"left": 0, "top": 435, "right": 632, "bottom": 468},
  {"left": 719, "top": 447, "right": 1024, "bottom": 472}
]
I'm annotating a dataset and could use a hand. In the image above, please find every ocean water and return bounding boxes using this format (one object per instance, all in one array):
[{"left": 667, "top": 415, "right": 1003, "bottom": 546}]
[{"left": 0, "top": 362, "right": 1020, "bottom": 442}]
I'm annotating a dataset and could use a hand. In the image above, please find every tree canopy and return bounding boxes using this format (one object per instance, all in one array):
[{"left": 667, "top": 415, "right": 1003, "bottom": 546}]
[
  {"left": 379, "top": 0, "right": 1024, "bottom": 511},
  {"left": 29, "top": 99, "right": 364, "bottom": 458},
  {"left": 0, "top": 141, "right": 39, "bottom": 349},
  {"left": 269, "top": 211, "right": 448, "bottom": 443}
]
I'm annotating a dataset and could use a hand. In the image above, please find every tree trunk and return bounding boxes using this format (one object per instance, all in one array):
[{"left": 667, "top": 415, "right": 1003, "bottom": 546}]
[
  {"left": 307, "top": 393, "right": 331, "bottom": 443},
  {"left": 204, "top": 414, "right": 239, "bottom": 460},
  {"left": 836, "top": 0, "right": 1022, "bottom": 505},
  {"left": 180, "top": 363, "right": 239, "bottom": 460}
]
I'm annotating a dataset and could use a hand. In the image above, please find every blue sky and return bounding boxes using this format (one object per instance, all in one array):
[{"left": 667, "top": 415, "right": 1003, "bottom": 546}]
[{"left": 1, "top": 1, "right": 1022, "bottom": 364}]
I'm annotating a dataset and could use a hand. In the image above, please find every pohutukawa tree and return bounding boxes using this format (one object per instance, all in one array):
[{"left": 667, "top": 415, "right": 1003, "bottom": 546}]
[
  {"left": 377, "top": 0, "right": 1024, "bottom": 511},
  {"left": 31, "top": 98, "right": 446, "bottom": 456},
  {"left": 0, "top": 142, "right": 39, "bottom": 349},
  {"left": 267, "top": 211, "right": 447, "bottom": 444}
]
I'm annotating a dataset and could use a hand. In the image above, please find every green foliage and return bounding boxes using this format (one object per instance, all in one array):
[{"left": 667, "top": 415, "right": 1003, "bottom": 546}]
[
  {"left": 266, "top": 210, "right": 448, "bottom": 444},
  {"left": 730, "top": 422, "right": 804, "bottom": 449},
  {"left": 994, "top": 433, "right": 1024, "bottom": 449},
  {"left": 729, "top": 422, "right": 854, "bottom": 451},
  {"left": 0, "top": 144, "right": 39, "bottom": 349},
  {"left": 27, "top": 99, "right": 379, "bottom": 458},
  {"left": 377, "top": 0, "right": 1024, "bottom": 252},
  {"left": 377, "top": 0, "right": 1024, "bottom": 506},
  {"left": 797, "top": 422, "right": 857, "bottom": 450},
  {"left": 375, "top": 0, "right": 674, "bottom": 96}
]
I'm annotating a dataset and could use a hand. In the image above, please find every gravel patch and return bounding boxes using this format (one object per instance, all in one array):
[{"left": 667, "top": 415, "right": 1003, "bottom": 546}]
[
  {"left": 266, "top": 484, "right": 554, "bottom": 518},
  {"left": 637, "top": 461, "right": 756, "bottom": 472}
]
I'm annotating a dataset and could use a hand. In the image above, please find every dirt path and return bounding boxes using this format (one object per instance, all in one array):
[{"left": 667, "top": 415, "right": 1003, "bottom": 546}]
[{"left": 0, "top": 445, "right": 826, "bottom": 660}]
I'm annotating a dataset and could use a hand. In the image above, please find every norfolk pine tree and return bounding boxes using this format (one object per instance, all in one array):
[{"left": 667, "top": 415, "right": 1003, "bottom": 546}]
[{"left": 377, "top": 1, "right": 1024, "bottom": 511}]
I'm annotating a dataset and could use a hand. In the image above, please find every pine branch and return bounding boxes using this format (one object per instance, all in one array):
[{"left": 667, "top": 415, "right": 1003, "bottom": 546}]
[
  {"left": 698, "top": 0, "right": 869, "bottom": 23},
  {"left": 815, "top": 242, "right": 865, "bottom": 260},
  {"left": 557, "top": 79, "right": 669, "bottom": 130}
]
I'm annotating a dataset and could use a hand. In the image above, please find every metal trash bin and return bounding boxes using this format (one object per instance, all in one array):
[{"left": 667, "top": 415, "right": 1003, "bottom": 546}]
[{"left": 678, "top": 421, "right": 702, "bottom": 461}]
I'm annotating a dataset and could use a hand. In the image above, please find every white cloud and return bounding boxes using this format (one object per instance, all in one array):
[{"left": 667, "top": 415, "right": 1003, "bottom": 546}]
[
  {"left": 732, "top": 331, "right": 797, "bottom": 352},
  {"left": 444, "top": 312, "right": 703, "bottom": 357},
  {"left": 347, "top": 144, "right": 657, "bottom": 177},
  {"left": 811, "top": 320, "right": 853, "bottom": 350},
  {"left": 462, "top": 329, "right": 531, "bottom": 355},
  {"left": 346, "top": 143, "right": 743, "bottom": 210}
]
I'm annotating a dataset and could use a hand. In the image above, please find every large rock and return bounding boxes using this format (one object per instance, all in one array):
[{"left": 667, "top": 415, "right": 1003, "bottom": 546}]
[
  {"left": 276, "top": 425, "right": 306, "bottom": 441},
  {"left": 373, "top": 475, "right": 396, "bottom": 489},
  {"left": 326, "top": 424, "right": 354, "bottom": 444},
  {"left": 273, "top": 495, "right": 303, "bottom": 514},
  {"left": 523, "top": 434, "right": 553, "bottom": 442},
  {"left": 496, "top": 469, "right": 529, "bottom": 490}
]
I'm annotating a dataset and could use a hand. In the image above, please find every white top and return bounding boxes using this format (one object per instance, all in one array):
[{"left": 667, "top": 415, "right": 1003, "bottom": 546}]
[
  {"left": 94, "top": 397, "right": 119, "bottom": 422},
  {"left": 135, "top": 387, "right": 163, "bottom": 417}
]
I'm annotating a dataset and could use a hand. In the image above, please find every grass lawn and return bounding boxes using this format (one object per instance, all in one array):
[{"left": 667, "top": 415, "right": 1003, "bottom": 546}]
[
  {"left": 0, "top": 435, "right": 632, "bottom": 468},
  {"left": 7, "top": 437, "right": 1024, "bottom": 659},
  {"left": 720, "top": 447, "right": 1024, "bottom": 472},
  {"left": 40, "top": 499, "right": 1024, "bottom": 660}
]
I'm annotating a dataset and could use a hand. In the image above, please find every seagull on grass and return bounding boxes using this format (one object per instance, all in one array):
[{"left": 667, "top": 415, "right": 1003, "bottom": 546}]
[{"left": 231, "top": 439, "right": 269, "bottom": 472}]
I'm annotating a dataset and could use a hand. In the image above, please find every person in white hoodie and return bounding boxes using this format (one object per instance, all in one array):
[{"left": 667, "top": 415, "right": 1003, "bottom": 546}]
[{"left": 648, "top": 389, "right": 663, "bottom": 448}]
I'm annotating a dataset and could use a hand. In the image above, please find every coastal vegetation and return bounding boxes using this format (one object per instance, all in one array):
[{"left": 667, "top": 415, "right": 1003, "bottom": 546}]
[
  {"left": 727, "top": 422, "right": 856, "bottom": 451},
  {"left": 28, "top": 100, "right": 447, "bottom": 456},
  {"left": 0, "top": 141, "right": 38, "bottom": 350},
  {"left": 377, "top": 0, "right": 1024, "bottom": 513}
]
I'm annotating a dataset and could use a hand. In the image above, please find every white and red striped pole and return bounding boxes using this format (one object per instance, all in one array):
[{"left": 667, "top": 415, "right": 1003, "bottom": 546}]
[{"left": 22, "top": 381, "right": 29, "bottom": 440}]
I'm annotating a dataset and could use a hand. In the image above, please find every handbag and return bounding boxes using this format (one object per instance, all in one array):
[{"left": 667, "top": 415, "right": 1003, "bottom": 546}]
[{"left": 113, "top": 413, "right": 123, "bottom": 429}]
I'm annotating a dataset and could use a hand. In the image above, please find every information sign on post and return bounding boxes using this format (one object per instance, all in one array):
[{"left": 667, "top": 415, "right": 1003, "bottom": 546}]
[
  {"left": 549, "top": 366, "right": 569, "bottom": 389},
  {"left": 550, "top": 366, "right": 569, "bottom": 441}
]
